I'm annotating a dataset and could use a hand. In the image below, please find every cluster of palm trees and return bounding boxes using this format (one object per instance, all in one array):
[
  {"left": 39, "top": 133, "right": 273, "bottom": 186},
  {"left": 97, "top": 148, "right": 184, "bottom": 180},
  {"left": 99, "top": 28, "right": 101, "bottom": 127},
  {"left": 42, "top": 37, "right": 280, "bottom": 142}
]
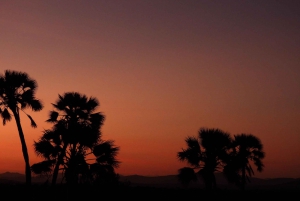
[
  {"left": 177, "top": 128, "right": 265, "bottom": 190},
  {"left": 0, "top": 70, "right": 120, "bottom": 186},
  {"left": 0, "top": 69, "right": 266, "bottom": 190}
]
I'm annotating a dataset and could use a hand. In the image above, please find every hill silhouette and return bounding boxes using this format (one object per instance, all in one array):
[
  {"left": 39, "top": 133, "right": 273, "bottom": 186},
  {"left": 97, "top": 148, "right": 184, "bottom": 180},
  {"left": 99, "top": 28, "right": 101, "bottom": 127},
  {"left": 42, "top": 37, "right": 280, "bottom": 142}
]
[
  {"left": 0, "top": 172, "right": 62, "bottom": 184},
  {"left": 118, "top": 173, "right": 300, "bottom": 190}
]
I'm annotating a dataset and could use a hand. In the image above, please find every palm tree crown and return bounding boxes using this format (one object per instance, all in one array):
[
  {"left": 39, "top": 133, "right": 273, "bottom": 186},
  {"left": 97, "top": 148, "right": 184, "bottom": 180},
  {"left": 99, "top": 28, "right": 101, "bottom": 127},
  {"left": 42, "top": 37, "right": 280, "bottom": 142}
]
[
  {"left": 46, "top": 92, "right": 105, "bottom": 147},
  {"left": 223, "top": 133, "right": 265, "bottom": 190},
  {"left": 0, "top": 70, "right": 43, "bottom": 126}
]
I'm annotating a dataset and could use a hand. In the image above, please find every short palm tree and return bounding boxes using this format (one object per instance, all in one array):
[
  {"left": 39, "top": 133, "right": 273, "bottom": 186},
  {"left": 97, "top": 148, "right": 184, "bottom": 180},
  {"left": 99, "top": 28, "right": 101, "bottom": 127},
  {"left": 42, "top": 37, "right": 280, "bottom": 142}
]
[
  {"left": 31, "top": 92, "right": 119, "bottom": 185},
  {"left": 177, "top": 128, "right": 232, "bottom": 190},
  {"left": 0, "top": 70, "right": 43, "bottom": 185},
  {"left": 223, "top": 133, "right": 265, "bottom": 190},
  {"left": 49, "top": 92, "right": 104, "bottom": 185}
]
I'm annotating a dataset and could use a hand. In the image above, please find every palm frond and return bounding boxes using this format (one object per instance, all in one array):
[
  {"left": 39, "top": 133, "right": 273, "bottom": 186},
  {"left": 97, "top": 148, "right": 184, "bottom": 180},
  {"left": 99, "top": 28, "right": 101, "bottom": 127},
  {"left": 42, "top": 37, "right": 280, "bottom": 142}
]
[
  {"left": 46, "top": 111, "right": 59, "bottom": 122},
  {"left": 34, "top": 139, "right": 58, "bottom": 158},
  {"left": 31, "top": 160, "right": 56, "bottom": 174},
  {"left": 253, "top": 157, "right": 264, "bottom": 172},
  {"left": 1, "top": 108, "right": 11, "bottom": 125},
  {"left": 26, "top": 114, "right": 37, "bottom": 128},
  {"left": 252, "top": 150, "right": 265, "bottom": 159},
  {"left": 21, "top": 90, "right": 34, "bottom": 105},
  {"left": 86, "top": 96, "right": 99, "bottom": 112},
  {"left": 23, "top": 78, "right": 37, "bottom": 90},
  {"left": 28, "top": 99, "right": 43, "bottom": 111}
]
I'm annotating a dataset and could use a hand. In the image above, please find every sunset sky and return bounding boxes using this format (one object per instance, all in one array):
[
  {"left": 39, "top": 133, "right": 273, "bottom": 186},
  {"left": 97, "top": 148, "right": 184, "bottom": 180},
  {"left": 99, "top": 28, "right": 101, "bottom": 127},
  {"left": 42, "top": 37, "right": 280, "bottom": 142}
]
[{"left": 0, "top": 0, "right": 299, "bottom": 179}]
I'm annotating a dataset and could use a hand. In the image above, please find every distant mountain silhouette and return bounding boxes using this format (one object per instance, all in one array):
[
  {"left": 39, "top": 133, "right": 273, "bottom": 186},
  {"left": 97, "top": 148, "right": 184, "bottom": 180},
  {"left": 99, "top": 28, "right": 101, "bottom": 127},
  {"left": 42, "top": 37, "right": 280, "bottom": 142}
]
[
  {"left": 119, "top": 173, "right": 237, "bottom": 189},
  {"left": 118, "top": 173, "right": 300, "bottom": 190},
  {"left": 0, "top": 172, "right": 62, "bottom": 184},
  {"left": 119, "top": 175, "right": 185, "bottom": 188},
  {"left": 1, "top": 172, "right": 299, "bottom": 190},
  {"left": 269, "top": 178, "right": 300, "bottom": 190},
  {"left": 0, "top": 172, "right": 25, "bottom": 183}
]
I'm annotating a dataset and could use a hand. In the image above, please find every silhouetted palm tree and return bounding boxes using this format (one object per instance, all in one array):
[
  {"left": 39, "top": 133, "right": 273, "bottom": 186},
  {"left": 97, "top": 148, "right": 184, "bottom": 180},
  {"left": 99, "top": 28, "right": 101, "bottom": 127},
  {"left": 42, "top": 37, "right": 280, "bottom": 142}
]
[
  {"left": 177, "top": 128, "right": 232, "bottom": 190},
  {"left": 223, "top": 133, "right": 265, "bottom": 190},
  {"left": 31, "top": 92, "right": 119, "bottom": 185},
  {"left": 0, "top": 70, "right": 43, "bottom": 185}
]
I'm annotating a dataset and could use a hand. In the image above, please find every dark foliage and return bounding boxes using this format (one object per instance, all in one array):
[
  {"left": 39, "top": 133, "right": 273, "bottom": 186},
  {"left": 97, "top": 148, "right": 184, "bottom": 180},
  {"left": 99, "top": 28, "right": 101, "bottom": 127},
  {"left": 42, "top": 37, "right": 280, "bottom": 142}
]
[
  {"left": 0, "top": 70, "right": 43, "bottom": 185},
  {"left": 31, "top": 92, "right": 120, "bottom": 186},
  {"left": 177, "top": 128, "right": 232, "bottom": 190},
  {"left": 223, "top": 133, "right": 265, "bottom": 190}
]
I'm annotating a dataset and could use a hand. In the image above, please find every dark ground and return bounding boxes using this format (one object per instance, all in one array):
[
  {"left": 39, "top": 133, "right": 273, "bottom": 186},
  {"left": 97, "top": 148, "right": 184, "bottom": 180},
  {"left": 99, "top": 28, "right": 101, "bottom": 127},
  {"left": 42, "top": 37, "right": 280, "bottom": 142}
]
[{"left": 1, "top": 184, "right": 298, "bottom": 200}]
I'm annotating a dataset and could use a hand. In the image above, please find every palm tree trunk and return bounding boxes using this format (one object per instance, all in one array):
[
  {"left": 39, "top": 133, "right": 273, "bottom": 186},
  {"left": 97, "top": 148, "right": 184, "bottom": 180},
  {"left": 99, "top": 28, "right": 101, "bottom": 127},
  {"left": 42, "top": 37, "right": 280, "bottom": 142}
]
[
  {"left": 212, "top": 173, "right": 217, "bottom": 190},
  {"left": 52, "top": 143, "right": 68, "bottom": 186},
  {"left": 66, "top": 143, "right": 78, "bottom": 185},
  {"left": 241, "top": 165, "right": 246, "bottom": 190},
  {"left": 12, "top": 109, "right": 31, "bottom": 186}
]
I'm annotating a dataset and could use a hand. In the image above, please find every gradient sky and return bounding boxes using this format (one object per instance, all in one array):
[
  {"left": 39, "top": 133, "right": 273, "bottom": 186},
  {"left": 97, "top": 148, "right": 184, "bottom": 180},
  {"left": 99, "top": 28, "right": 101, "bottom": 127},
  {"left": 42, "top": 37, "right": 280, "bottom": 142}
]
[{"left": 0, "top": 0, "right": 299, "bottom": 179}]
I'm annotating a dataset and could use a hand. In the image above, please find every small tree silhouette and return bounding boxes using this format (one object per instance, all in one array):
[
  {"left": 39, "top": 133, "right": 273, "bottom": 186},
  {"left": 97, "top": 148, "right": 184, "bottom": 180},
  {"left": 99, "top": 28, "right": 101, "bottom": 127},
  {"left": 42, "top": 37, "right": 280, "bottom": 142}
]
[
  {"left": 31, "top": 92, "right": 120, "bottom": 185},
  {"left": 177, "top": 128, "right": 232, "bottom": 190},
  {"left": 0, "top": 70, "right": 43, "bottom": 185},
  {"left": 223, "top": 133, "right": 265, "bottom": 190}
]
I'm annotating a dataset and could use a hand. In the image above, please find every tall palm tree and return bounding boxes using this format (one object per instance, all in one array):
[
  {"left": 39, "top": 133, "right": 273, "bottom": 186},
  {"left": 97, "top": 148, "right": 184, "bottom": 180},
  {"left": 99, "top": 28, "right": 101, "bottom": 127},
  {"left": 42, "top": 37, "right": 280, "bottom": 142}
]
[
  {"left": 0, "top": 70, "right": 43, "bottom": 185},
  {"left": 223, "top": 133, "right": 265, "bottom": 190},
  {"left": 177, "top": 128, "right": 232, "bottom": 190},
  {"left": 31, "top": 92, "right": 118, "bottom": 185}
]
